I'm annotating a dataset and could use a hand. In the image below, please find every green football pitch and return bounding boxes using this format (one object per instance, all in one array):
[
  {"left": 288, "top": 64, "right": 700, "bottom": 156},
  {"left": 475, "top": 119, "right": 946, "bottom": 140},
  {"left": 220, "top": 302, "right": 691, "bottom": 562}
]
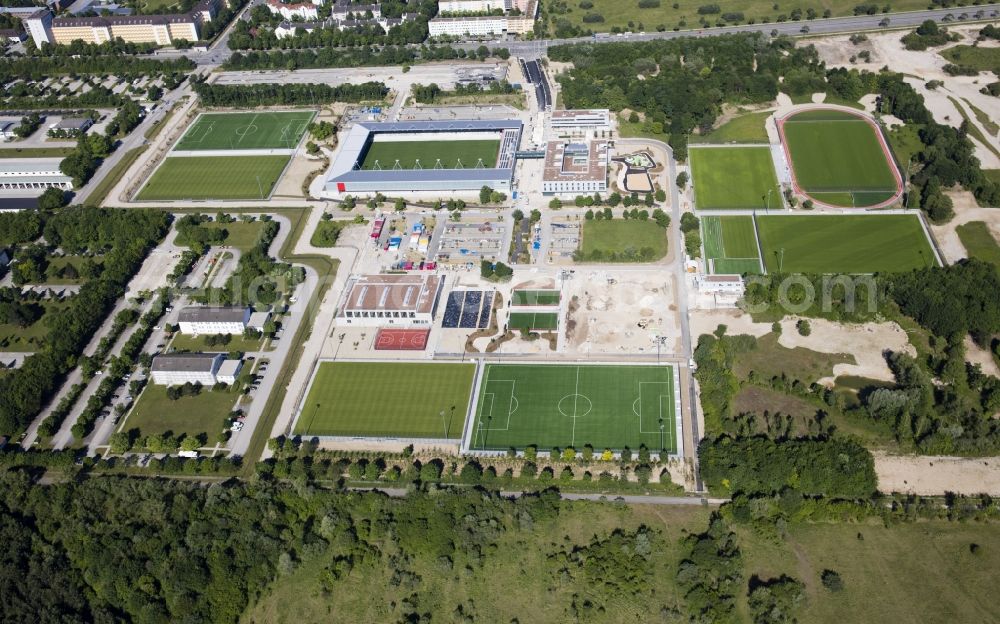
[
  {"left": 781, "top": 110, "right": 899, "bottom": 208},
  {"left": 471, "top": 364, "right": 677, "bottom": 452},
  {"left": 508, "top": 312, "right": 559, "bottom": 331},
  {"left": 690, "top": 146, "right": 781, "bottom": 210},
  {"left": 137, "top": 156, "right": 289, "bottom": 200},
  {"left": 702, "top": 215, "right": 763, "bottom": 275},
  {"left": 511, "top": 290, "right": 561, "bottom": 306},
  {"left": 360, "top": 139, "right": 500, "bottom": 170},
  {"left": 756, "top": 214, "right": 937, "bottom": 273},
  {"left": 294, "top": 362, "right": 476, "bottom": 439},
  {"left": 174, "top": 111, "right": 315, "bottom": 150}
]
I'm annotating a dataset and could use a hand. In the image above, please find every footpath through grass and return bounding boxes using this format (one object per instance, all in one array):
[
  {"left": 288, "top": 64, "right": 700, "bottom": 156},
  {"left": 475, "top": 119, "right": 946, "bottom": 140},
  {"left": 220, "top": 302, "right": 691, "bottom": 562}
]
[
  {"left": 295, "top": 361, "right": 476, "bottom": 438},
  {"left": 137, "top": 155, "right": 289, "bottom": 200},
  {"left": 690, "top": 146, "right": 780, "bottom": 210}
]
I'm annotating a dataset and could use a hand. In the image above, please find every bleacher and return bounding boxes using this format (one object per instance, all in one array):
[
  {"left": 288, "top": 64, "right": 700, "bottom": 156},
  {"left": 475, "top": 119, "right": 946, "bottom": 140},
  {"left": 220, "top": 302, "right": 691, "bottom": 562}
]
[
  {"left": 459, "top": 291, "right": 482, "bottom": 328},
  {"left": 441, "top": 291, "right": 463, "bottom": 328},
  {"left": 496, "top": 128, "right": 520, "bottom": 169},
  {"left": 477, "top": 291, "right": 492, "bottom": 328}
]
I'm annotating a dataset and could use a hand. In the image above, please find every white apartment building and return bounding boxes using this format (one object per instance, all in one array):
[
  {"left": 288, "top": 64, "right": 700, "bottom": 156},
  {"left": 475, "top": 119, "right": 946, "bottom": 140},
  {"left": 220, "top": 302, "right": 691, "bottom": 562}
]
[
  {"left": 265, "top": 0, "right": 318, "bottom": 20},
  {"left": 428, "top": 14, "right": 505, "bottom": 37}
]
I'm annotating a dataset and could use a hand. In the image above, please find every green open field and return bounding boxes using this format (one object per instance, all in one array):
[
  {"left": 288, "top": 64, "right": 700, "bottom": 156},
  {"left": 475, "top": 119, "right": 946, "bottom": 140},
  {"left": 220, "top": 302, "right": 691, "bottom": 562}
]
[
  {"left": 175, "top": 220, "right": 266, "bottom": 250},
  {"left": 940, "top": 45, "right": 1000, "bottom": 72},
  {"left": 123, "top": 384, "right": 238, "bottom": 440},
  {"left": 508, "top": 311, "right": 559, "bottom": 331},
  {"left": 546, "top": 0, "right": 929, "bottom": 35},
  {"left": 702, "top": 215, "right": 763, "bottom": 274},
  {"left": 690, "top": 146, "right": 780, "bottom": 210},
  {"left": 511, "top": 290, "right": 561, "bottom": 306},
  {"left": 579, "top": 219, "right": 668, "bottom": 261},
  {"left": 0, "top": 299, "right": 70, "bottom": 352},
  {"left": 471, "top": 364, "right": 677, "bottom": 452},
  {"left": 360, "top": 138, "right": 500, "bottom": 170},
  {"left": 137, "top": 156, "right": 289, "bottom": 200},
  {"left": 781, "top": 109, "right": 899, "bottom": 207},
  {"left": 691, "top": 111, "right": 770, "bottom": 144},
  {"left": 174, "top": 111, "right": 315, "bottom": 151},
  {"left": 756, "top": 214, "right": 937, "bottom": 273},
  {"left": 957, "top": 221, "right": 1000, "bottom": 268},
  {"left": 294, "top": 362, "right": 475, "bottom": 439}
]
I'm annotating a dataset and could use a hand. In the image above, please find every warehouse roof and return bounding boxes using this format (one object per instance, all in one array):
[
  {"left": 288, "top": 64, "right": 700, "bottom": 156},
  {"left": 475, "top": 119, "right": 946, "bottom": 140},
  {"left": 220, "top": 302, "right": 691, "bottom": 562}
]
[{"left": 342, "top": 274, "right": 443, "bottom": 314}]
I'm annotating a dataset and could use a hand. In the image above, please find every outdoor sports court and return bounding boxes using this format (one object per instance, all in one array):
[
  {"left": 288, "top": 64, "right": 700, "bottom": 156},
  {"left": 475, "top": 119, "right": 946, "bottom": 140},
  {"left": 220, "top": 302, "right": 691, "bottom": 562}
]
[
  {"left": 702, "top": 215, "right": 763, "bottom": 274},
  {"left": 294, "top": 362, "right": 475, "bottom": 439},
  {"left": 374, "top": 328, "right": 430, "bottom": 351},
  {"left": 508, "top": 311, "right": 559, "bottom": 331},
  {"left": 511, "top": 289, "right": 561, "bottom": 306},
  {"left": 778, "top": 108, "right": 902, "bottom": 208},
  {"left": 174, "top": 111, "right": 315, "bottom": 150},
  {"left": 690, "top": 146, "right": 781, "bottom": 210},
  {"left": 469, "top": 364, "right": 678, "bottom": 453}
]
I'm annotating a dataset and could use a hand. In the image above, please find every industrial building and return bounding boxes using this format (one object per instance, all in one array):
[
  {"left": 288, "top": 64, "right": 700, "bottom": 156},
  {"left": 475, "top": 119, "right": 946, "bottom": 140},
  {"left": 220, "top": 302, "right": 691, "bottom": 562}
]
[
  {"left": 336, "top": 273, "right": 445, "bottom": 327},
  {"left": 0, "top": 158, "right": 73, "bottom": 191},
  {"left": 550, "top": 109, "right": 610, "bottom": 139},
  {"left": 177, "top": 306, "right": 252, "bottom": 335},
  {"left": 150, "top": 353, "right": 242, "bottom": 386},
  {"left": 541, "top": 141, "right": 610, "bottom": 195},
  {"left": 324, "top": 119, "right": 522, "bottom": 196}
]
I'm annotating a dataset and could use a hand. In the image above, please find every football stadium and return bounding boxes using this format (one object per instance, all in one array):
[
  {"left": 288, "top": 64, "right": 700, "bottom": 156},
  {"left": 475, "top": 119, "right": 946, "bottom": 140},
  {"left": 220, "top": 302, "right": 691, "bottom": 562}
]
[{"left": 324, "top": 120, "right": 523, "bottom": 195}]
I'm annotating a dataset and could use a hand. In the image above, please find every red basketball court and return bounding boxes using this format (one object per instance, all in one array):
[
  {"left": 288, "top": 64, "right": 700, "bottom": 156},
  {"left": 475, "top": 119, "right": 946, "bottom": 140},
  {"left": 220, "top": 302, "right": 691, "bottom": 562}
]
[{"left": 374, "top": 328, "right": 430, "bottom": 351}]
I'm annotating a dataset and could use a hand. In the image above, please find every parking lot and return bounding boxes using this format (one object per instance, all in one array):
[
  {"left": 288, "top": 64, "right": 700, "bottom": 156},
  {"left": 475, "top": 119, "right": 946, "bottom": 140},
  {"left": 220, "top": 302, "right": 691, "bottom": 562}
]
[
  {"left": 547, "top": 220, "right": 581, "bottom": 263},
  {"left": 435, "top": 219, "right": 507, "bottom": 263}
]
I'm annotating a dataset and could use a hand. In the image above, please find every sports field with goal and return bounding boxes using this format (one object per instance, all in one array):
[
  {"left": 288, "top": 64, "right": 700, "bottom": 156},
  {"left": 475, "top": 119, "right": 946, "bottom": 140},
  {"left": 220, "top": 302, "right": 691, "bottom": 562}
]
[
  {"left": 508, "top": 311, "right": 559, "bottom": 331},
  {"left": 136, "top": 155, "right": 289, "bottom": 200},
  {"left": 702, "top": 215, "right": 763, "bottom": 274},
  {"left": 780, "top": 109, "right": 900, "bottom": 208},
  {"left": 511, "top": 289, "right": 560, "bottom": 306},
  {"left": 360, "top": 138, "right": 500, "bottom": 170},
  {"left": 294, "top": 362, "right": 476, "bottom": 439},
  {"left": 174, "top": 111, "right": 315, "bottom": 150},
  {"left": 689, "top": 146, "right": 781, "bottom": 210},
  {"left": 470, "top": 364, "right": 678, "bottom": 453},
  {"left": 756, "top": 214, "right": 937, "bottom": 273}
]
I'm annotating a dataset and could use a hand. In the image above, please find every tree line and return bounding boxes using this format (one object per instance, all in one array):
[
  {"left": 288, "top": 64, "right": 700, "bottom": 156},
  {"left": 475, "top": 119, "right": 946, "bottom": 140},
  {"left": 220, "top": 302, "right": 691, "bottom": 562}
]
[
  {"left": 223, "top": 44, "right": 509, "bottom": 71},
  {"left": 193, "top": 80, "right": 389, "bottom": 107}
]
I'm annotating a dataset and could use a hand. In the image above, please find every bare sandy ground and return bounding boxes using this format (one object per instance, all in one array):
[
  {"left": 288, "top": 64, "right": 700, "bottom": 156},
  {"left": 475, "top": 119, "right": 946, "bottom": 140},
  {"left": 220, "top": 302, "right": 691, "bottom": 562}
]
[
  {"left": 964, "top": 335, "right": 1000, "bottom": 377},
  {"left": 875, "top": 452, "right": 1000, "bottom": 495},
  {"left": 930, "top": 191, "right": 1000, "bottom": 263},
  {"left": 689, "top": 309, "right": 771, "bottom": 340},
  {"left": 777, "top": 317, "right": 914, "bottom": 385}
]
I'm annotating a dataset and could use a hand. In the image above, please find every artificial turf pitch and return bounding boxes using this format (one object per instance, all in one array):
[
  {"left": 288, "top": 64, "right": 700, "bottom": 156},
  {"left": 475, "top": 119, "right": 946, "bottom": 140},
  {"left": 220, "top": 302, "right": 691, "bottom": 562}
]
[
  {"left": 471, "top": 364, "right": 677, "bottom": 452},
  {"left": 294, "top": 362, "right": 476, "bottom": 439},
  {"left": 782, "top": 110, "right": 898, "bottom": 207},
  {"left": 508, "top": 312, "right": 559, "bottom": 331},
  {"left": 702, "top": 215, "right": 763, "bottom": 275},
  {"left": 360, "top": 139, "right": 500, "bottom": 170},
  {"left": 755, "top": 214, "right": 937, "bottom": 273},
  {"left": 137, "top": 155, "right": 289, "bottom": 200},
  {"left": 511, "top": 290, "right": 560, "bottom": 306},
  {"left": 174, "top": 111, "right": 315, "bottom": 150},
  {"left": 690, "top": 146, "right": 781, "bottom": 210}
]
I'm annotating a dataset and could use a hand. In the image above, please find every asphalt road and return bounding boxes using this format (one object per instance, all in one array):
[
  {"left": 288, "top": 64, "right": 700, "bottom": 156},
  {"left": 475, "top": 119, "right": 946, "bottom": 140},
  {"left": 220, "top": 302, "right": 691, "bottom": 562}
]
[{"left": 349, "top": 486, "right": 728, "bottom": 505}]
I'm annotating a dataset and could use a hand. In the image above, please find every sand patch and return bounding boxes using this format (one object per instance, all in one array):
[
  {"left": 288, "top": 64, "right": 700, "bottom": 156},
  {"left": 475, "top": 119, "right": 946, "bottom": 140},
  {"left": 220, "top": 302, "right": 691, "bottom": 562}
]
[
  {"left": 964, "top": 335, "right": 1000, "bottom": 378},
  {"left": 875, "top": 452, "right": 1000, "bottom": 495},
  {"left": 689, "top": 309, "right": 771, "bottom": 341}
]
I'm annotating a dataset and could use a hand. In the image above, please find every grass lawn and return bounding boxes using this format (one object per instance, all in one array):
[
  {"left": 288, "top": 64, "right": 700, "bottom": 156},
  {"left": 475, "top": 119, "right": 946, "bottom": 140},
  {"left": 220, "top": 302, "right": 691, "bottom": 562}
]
[
  {"left": 168, "top": 332, "right": 266, "bottom": 354},
  {"left": 472, "top": 363, "right": 677, "bottom": 452},
  {"left": 690, "top": 146, "right": 780, "bottom": 210},
  {"left": 947, "top": 96, "right": 1000, "bottom": 160},
  {"left": 702, "top": 215, "right": 762, "bottom": 274},
  {"left": 964, "top": 98, "right": 999, "bottom": 136},
  {"left": 0, "top": 299, "right": 69, "bottom": 352},
  {"left": 176, "top": 220, "right": 265, "bottom": 250},
  {"left": 691, "top": 111, "right": 770, "bottom": 144},
  {"left": 508, "top": 311, "right": 559, "bottom": 331},
  {"left": 0, "top": 147, "right": 76, "bottom": 158},
  {"left": 940, "top": 45, "right": 1000, "bottom": 71},
  {"left": 360, "top": 139, "right": 500, "bottom": 170},
  {"left": 956, "top": 221, "right": 1000, "bottom": 268},
  {"left": 985, "top": 170, "right": 1000, "bottom": 185},
  {"left": 781, "top": 110, "right": 898, "bottom": 207},
  {"left": 44, "top": 256, "right": 98, "bottom": 284},
  {"left": 887, "top": 124, "right": 925, "bottom": 169},
  {"left": 294, "top": 362, "right": 476, "bottom": 438},
  {"left": 310, "top": 219, "right": 348, "bottom": 247},
  {"left": 738, "top": 520, "right": 1000, "bottom": 623},
  {"left": 732, "top": 333, "right": 854, "bottom": 382},
  {"left": 756, "top": 214, "right": 937, "bottom": 273},
  {"left": 545, "top": 0, "right": 929, "bottom": 34},
  {"left": 511, "top": 290, "right": 560, "bottom": 305},
  {"left": 175, "top": 111, "right": 315, "bottom": 150},
  {"left": 617, "top": 113, "right": 670, "bottom": 141},
  {"left": 123, "top": 383, "right": 238, "bottom": 440},
  {"left": 579, "top": 219, "right": 668, "bottom": 262},
  {"left": 137, "top": 156, "right": 289, "bottom": 200}
]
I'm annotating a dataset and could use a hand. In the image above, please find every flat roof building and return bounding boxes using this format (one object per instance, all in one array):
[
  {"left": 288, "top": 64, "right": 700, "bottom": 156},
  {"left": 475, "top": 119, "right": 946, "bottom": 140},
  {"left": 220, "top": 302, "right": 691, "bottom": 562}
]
[
  {"left": 178, "top": 306, "right": 252, "bottom": 335},
  {"left": 337, "top": 273, "right": 445, "bottom": 326},
  {"left": 541, "top": 141, "right": 609, "bottom": 195},
  {"left": 55, "top": 117, "right": 93, "bottom": 132},
  {"left": 150, "top": 353, "right": 226, "bottom": 386},
  {"left": 0, "top": 158, "right": 73, "bottom": 191}
]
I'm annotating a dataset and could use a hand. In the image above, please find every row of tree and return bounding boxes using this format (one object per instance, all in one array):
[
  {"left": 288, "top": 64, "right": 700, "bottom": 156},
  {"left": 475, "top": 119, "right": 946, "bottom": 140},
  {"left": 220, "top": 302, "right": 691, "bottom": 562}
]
[{"left": 193, "top": 80, "right": 388, "bottom": 107}]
